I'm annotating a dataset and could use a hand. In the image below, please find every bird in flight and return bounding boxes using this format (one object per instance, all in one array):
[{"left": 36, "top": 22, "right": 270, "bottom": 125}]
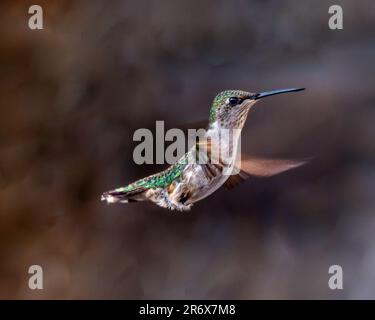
[{"left": 101, "top": 88, "right": 307, "bottom": 211}]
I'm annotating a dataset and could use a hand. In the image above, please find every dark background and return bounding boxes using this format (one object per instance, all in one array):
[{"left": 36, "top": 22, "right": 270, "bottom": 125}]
[{"left": 0, "top": 0, "right": 374, "bottom": 299}]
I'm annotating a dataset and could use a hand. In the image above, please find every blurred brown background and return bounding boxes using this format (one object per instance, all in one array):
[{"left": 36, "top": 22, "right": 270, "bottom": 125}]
[{"left": 0, "top": 0, "right": 374, "bottom": 299}]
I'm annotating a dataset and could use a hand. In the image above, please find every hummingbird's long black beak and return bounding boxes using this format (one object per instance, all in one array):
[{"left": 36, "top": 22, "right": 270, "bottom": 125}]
[{"left": 250, "top": 88, "right": 305, "bottom": 100}]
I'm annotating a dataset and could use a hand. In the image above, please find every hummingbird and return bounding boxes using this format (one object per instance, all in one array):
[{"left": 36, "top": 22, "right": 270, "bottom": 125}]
[{"left": 101, "top": 88, "right": 307, "bottom": 211}]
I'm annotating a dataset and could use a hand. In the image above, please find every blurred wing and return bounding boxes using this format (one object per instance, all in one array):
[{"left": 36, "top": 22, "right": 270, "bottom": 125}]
[
  {"left": 239, "top": 157, "right": 309, "bottom": 177},
  {"left": 222, "top": 170, "right": 250, "bottom": 189},
  {"left": 224, "top": 157, "right": 309, "bottom": 189}
]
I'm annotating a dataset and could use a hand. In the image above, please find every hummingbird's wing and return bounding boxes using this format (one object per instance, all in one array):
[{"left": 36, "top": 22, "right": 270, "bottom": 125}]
[{"left": 223, "top": 157, "right": 309, "bottom": 189}]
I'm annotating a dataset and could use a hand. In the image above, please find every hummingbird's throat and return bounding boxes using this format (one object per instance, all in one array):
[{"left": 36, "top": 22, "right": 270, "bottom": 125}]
[{"left": 214, "top": 104, "right": 252, "bottom": 130}]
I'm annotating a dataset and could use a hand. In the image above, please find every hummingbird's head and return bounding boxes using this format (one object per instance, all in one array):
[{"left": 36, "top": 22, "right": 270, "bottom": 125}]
[{"left": 209, "top": 88, "right": 305, "bottom": 129}]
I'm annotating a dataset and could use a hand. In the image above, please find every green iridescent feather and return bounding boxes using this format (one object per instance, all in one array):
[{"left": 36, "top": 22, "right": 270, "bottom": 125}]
[{"left": 114, "top": 157, "right": 189, "bottom": 193}]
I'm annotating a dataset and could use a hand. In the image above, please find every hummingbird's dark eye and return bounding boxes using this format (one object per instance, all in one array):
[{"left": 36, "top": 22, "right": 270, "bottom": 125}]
[{"left": 228, "top": 97, "right": 239, "bottom": 106}]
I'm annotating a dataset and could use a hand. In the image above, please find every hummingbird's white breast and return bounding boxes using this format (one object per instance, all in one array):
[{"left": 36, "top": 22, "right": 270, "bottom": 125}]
[{"left": 177, "top": 121, "right": 243, "bottom": 205}]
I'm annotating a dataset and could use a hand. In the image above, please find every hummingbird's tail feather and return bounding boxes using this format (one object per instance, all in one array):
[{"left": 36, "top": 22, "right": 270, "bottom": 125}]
[{"left": 101, "top": 186, "right": 147, "bottom": 204}]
